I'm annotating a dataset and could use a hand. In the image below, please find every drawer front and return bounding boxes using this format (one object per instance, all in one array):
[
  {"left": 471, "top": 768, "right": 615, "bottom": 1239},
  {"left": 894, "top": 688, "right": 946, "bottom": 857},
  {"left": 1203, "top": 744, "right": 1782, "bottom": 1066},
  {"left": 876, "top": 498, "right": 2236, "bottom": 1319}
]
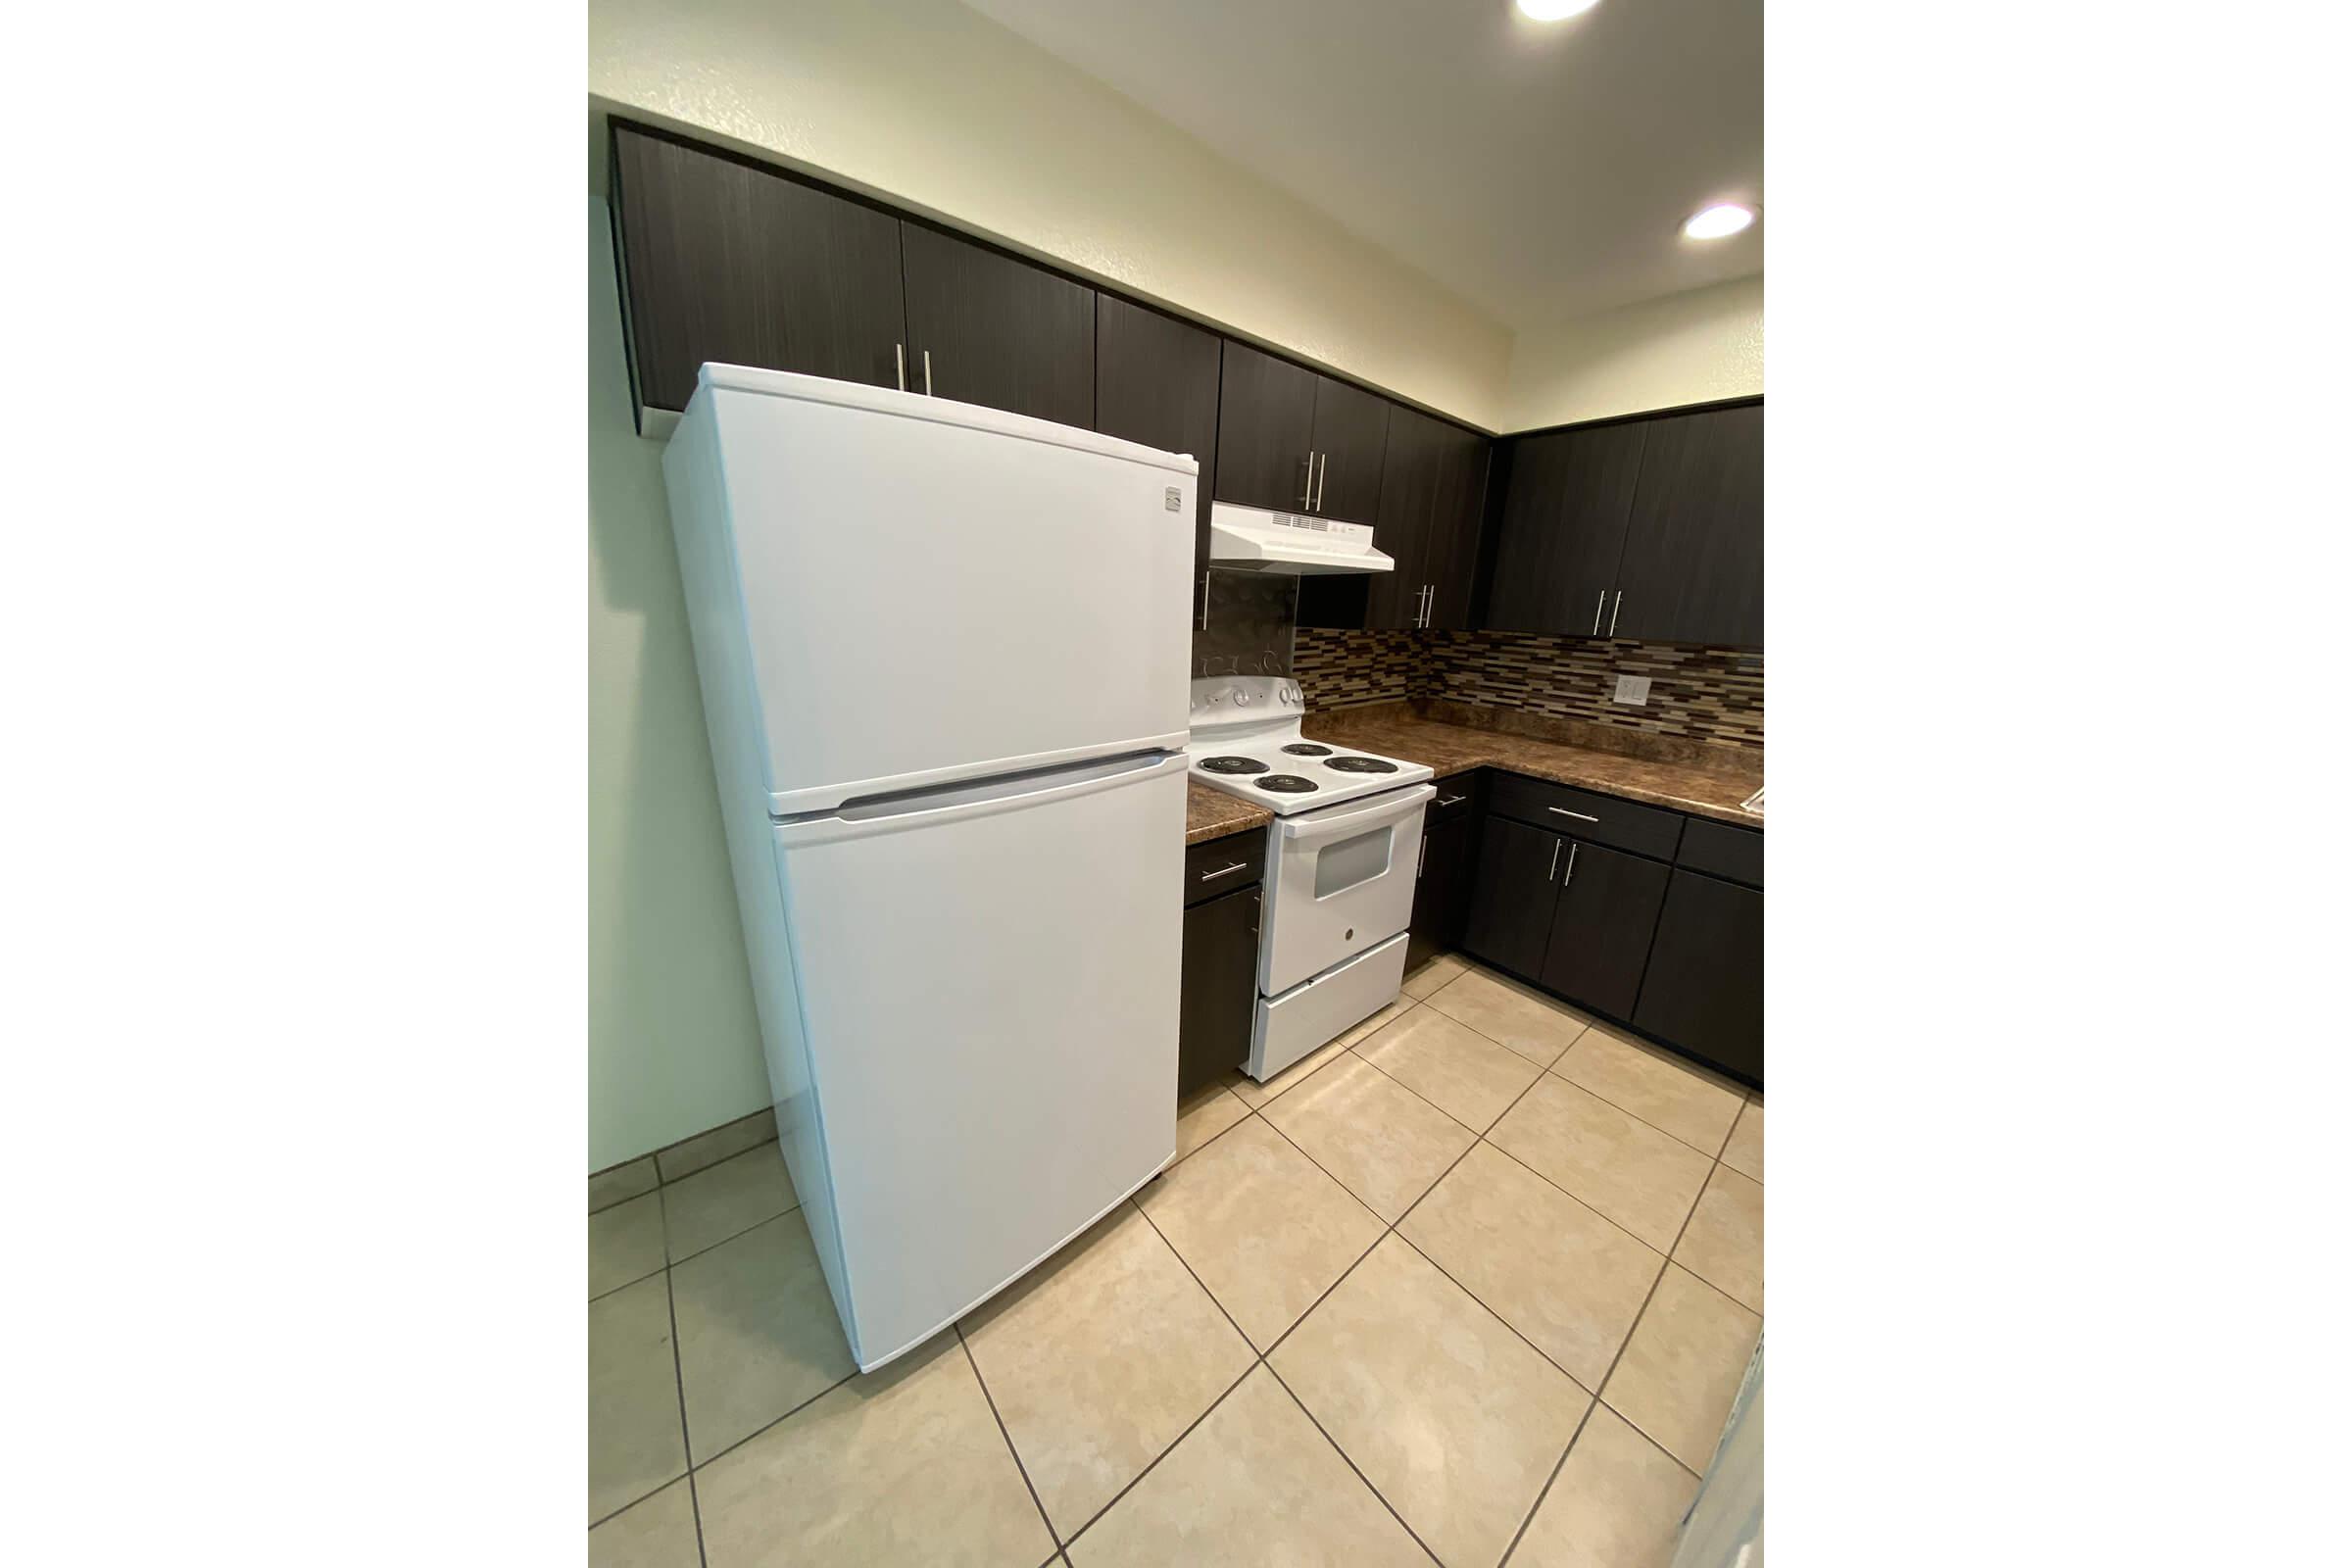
[
  {"left": 1426, "top": 775, "right": 1479, "bottom": 824},
  {"left": 1250, "top": 931, "right": 1408, "bottom": 1082},
  {"left": 1183, "top": 830, "right": 1266, "bottom": 906},
  {"left": 1676, "top": 818, "right": 1763, "bottom": 889},
  {"left": 1487, "top": 773, "right": 1685, "bottom": 860}
]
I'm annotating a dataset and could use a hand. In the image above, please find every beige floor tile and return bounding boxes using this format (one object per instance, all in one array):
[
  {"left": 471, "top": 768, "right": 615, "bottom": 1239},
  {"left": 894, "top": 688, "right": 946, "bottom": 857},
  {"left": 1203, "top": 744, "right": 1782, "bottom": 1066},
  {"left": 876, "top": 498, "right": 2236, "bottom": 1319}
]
[
  {"left": 1425, "top": 967, "right": 1591, "bottom": 1065},
  {"left": 1337, "top": 994, "right": 1418, "bottom": 1048},
  {"left": 655, "top": 1108, "right": 777, "bottom": 1183},
  {"left": 1401, "top": 951, "right": 1468, "bottom": 1000},
  {"left": 671, "top": 1210, "right": 856, "bottom": 1462},
  {"left": 588, "top": 1478, "right": 701, "bottom": 1568},
  {"left": 961, "top": 1205, "right": 1253, "bottom": 1537},
  {"left": 1511, "top": 1404, "right": 1699, "bottom": 1568},
  {"left": 1399, "top": 1144, "right": 1664, "bottom": 1390},
  {"left": 696, "top": 1335, "right": 1055, "bottom": 1568},
  {"left": 1601, "top": 1264, "right": 1761, "bottom": 1472},
  {"left": 1273, "top": 1236, "right": 1589, "bottom": 1568},
  {"left": 1552, "top": 1026, "right": 1742, "bottom": 1154},
  {"left": 1259, "top": 1054, "right": 1476, "bottom": 1222},
  {"left": 588, "top": 1274, "right": 686, "bottom": 1524},
  {"left": 591, "top": 1191, "right": 668, "bottom": 1299},
  {"left": 591, "top": 1156, "right": 660, "bottom": 1214},
  {"left": 1135, "top": 1116, "right": 1383, "bottom": 1351},
  {"left": 1720, "top": 1099, "right": 1763, "bottom": 1181},
  {"left": 1488, "top": 1077, "right": 1713, "bottom": 1252},
  {"left": 1066, "top": 1366, "right": 1425, "bottom": 1568},
  {"left": 1353, "top": 1004, "right": 1544, "bottom": 1132},
  {"left": 1672, "top": 1165, "right": 1762, "bottom": 1312},
  {"left": 1171, "top": 1083, "right": 1250, "bottom": 1164},
  {"left": 662, "top": 1144, "right": 797, "bottom": 1260}
]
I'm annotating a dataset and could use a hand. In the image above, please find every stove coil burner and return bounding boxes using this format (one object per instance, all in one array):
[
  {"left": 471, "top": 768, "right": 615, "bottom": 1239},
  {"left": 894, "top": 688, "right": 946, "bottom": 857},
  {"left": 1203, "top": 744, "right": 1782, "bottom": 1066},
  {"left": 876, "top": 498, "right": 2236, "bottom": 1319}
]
[
  {"left": 1280, "top": 743, "right": 1334, "bottom": 757},
  {"left": 1324, "top": 756, "right": 1400, "bottom": 773},
  {"left": 1253, "top": 774, "right": 1320, "bottom": 793},
  {"left": 1199, "top": 756, "right": 1268, "bottom": 775}
]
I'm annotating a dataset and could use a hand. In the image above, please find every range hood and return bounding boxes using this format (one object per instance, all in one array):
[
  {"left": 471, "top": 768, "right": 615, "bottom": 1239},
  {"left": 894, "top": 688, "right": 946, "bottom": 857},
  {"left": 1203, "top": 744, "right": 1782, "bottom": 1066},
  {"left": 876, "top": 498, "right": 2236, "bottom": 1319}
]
[{"left": 1207, "top": 503, "right": 1395, "bottom": 575}]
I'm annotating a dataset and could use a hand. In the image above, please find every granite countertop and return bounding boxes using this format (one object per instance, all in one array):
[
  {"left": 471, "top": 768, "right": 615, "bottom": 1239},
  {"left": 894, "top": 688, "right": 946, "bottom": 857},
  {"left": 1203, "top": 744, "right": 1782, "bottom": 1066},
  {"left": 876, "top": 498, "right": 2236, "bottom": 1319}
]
[
  {"left": 1301, "top": 702, "right": 1764, "bottom": 827},
  {"left": 1185, "top": 777, "right": 1274, "bottom": 845}
]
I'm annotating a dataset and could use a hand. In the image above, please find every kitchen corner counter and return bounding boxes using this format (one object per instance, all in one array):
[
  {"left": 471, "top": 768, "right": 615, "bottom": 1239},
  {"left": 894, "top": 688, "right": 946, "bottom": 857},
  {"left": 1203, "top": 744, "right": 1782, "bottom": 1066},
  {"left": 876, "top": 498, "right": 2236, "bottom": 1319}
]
[
  {"left": 1185, "top": 778, "right": 1274, "bottom": 845},
  {"left": 1302, "top": 704, "right": 1764, "bottom": 827}
]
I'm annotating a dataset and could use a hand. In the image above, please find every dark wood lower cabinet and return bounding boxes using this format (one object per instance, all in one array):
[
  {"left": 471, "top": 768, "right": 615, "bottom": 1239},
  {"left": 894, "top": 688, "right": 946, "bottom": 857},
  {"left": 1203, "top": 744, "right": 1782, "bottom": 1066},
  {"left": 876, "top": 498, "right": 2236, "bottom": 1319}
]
[
  {"left": 1177, "top": 883, "right": 1260, "bottom": 1096},
  {"left": 1538, "top": 840, "right": 1670, "bottom": 1021},
  {"left": 1460, "top": 814, "right": 1562, "bottom": 979},
  {"left": 1406, "top": 812, "right": 1475, "bottom": 972},
  {"left": 1633, "top": 869, "right": 1763, "bottom": 1081}
]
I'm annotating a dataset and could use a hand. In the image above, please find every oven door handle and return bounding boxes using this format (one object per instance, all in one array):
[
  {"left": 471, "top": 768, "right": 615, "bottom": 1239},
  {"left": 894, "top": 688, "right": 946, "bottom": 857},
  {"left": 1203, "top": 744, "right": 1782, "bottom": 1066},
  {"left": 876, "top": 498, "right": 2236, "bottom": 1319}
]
[{"left": 1276, "top": 782, "right": 1436, "bottom": 845}]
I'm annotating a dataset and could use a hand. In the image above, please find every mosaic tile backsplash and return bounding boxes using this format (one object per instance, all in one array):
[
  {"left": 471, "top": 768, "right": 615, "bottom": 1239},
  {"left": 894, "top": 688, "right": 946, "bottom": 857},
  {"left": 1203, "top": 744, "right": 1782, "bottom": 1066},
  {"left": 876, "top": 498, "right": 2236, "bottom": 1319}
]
[{"left": 1293, "top": 628, "right": 1764, "bottom": 751}]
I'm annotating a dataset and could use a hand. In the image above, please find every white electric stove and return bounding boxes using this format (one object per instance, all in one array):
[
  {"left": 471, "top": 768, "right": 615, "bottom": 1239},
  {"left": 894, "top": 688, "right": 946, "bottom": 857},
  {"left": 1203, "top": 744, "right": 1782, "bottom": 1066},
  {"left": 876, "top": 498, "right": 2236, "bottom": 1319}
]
[{"left": 1187, "top": 677, "right": 1436, "bottom": 1081}]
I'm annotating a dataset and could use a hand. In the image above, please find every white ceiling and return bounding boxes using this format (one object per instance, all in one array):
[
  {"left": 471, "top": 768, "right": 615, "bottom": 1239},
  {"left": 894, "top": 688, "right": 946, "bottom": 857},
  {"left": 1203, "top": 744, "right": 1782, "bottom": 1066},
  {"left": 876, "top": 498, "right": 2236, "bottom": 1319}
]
[{"left": 959, "top": 0, "right": 1761, "bottom": 332}]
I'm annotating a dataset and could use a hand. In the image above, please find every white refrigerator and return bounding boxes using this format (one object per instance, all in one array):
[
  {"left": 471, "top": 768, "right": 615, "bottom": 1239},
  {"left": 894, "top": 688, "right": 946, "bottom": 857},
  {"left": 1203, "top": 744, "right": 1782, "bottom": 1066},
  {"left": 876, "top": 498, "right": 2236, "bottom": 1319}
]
[{"left": 662, "top": 365, "right": 1197, "bottom": 1371}]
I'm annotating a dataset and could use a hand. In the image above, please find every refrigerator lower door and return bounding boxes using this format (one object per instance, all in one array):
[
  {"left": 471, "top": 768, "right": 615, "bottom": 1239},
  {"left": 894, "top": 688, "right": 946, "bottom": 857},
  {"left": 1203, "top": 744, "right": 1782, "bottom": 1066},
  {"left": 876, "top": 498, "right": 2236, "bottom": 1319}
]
[{"left": 773, "top": 750, "right": 1186, "bottom": 1370}]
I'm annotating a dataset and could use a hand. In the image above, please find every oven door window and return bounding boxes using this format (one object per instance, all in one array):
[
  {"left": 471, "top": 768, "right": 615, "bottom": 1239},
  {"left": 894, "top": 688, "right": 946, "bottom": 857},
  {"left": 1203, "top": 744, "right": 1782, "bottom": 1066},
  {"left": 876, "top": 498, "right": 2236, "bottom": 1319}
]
[{"left": 1313, "top": 825, "right": 1395, "bottom": 899}]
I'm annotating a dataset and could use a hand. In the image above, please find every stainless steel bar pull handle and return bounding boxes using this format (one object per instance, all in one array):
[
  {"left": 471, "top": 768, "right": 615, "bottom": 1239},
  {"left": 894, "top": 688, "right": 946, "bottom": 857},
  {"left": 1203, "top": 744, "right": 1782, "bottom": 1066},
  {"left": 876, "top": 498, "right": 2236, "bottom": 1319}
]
[
  {"left": 1546, "top": 839, "right": 1561, "bottom": 882},
  {"left": 1437, "top": 794, "right": 1468, "bottom": 808},
  {"left": 1418, "top": 835, "right": 1427, "bottom": 879},
  {"left": 1200, "top": 861, "right": 1249, "bottom": 881},
  {"left": 1607, "top": 589, "right": 1622, "bottom": 637},
  {"left": 896, "top": 343, "right": 906, "bottom": 391},
  {"left": 1312, "top": 452, "right": 1328, "bottom": 513},
  {"left": 1592, "top": 590, "right": 1606, "bottom": 635},
  {"left": 1548, "top": 807, "right": 1599, "bottom": 822},
  {"left": 1564, "top": 843, "right": 1580, "bottom": 883},
  {"left": 1301, "top": 453, "right": 1315, "bottom": 510},
  {"left": 923, "top": 350, "right": 933, "bottom": 396}
]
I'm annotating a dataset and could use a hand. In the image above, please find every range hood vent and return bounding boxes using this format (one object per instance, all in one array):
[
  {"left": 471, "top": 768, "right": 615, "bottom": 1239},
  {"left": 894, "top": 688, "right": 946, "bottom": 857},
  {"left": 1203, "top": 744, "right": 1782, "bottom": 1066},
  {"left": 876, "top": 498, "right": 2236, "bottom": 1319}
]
[{"left": 1206, "top": 503, "right": 1395, "bottom": 575}]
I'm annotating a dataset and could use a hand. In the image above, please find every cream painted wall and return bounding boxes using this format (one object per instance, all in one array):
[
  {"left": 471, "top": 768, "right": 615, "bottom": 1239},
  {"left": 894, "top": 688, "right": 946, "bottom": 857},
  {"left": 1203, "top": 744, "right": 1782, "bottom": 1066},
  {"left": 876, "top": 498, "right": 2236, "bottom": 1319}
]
[
  {"left": 589, "top": 196, "right": 772, "bottom": 1172},
  {"left": 1503, "top": 274, "right": 1764, "bottom": 430},
  {"left": 587, "top": 0, "right": 1512, "bottom": 428}
]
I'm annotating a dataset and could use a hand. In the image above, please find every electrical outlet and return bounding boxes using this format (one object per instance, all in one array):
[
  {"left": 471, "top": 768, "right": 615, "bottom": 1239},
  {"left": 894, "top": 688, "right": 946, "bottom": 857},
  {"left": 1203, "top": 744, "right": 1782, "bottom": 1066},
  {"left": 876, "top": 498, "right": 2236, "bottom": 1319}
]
[{"left": 1613, "top": 673, "right": 1652, "bottom": 706}]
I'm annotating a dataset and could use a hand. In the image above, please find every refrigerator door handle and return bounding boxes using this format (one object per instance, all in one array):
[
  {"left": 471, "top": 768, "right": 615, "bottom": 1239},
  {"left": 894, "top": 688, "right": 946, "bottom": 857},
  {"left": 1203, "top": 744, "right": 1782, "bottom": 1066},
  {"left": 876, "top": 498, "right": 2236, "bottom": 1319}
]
[{"left": 781, "top": 751, "right": 1186, "bottom": 847}]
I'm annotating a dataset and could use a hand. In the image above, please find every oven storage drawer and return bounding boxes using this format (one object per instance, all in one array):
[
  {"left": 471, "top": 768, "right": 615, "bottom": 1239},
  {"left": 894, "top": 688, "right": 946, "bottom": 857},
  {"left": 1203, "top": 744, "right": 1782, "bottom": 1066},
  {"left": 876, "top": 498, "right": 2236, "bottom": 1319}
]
[
  {"left": 1183, "top": 831, "right": 1266, "bottom": 906},
  {"left": 1260, "top": 783, "right": 1436, "bottom": 996},
  {"left": 1487, "top": 773, "right": 1684, "bottom": 861},
  {"left": 1250, "top": 931, "right": 1409, "bottom": 1082}
]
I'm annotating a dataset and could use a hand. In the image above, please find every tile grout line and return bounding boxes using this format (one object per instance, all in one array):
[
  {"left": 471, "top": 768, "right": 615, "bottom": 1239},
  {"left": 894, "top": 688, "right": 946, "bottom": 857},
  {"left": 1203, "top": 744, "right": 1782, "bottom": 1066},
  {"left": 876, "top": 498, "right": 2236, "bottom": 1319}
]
[
  {"left": 1262, "top": 1359, "right": 1447, "bottom": 1567},
  {"left": 590, "top": 1197, "right": 808, "bottom": 1305},
  {"left": 590, "top": 1123, "right": 780, "bottom": 1213},
  {"left": 662, "top": 1262, "right": 709, "bottom": 1565},
  {"left": 956, "top": 1323, "right": 1066, "bottom": 1555}
]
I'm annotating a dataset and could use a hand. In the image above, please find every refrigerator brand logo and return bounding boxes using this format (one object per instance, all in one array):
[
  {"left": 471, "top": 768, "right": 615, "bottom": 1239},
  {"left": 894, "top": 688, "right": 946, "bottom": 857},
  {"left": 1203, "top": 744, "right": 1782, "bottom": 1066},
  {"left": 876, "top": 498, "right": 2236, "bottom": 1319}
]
[{"left": 1164, "top": 487, "right": 1183, "bottom": 513}]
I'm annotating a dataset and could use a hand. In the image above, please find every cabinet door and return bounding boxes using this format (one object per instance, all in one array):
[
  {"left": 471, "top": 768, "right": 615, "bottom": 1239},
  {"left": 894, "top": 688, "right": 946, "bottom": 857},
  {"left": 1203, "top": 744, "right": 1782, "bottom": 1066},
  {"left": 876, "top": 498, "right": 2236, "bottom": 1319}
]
[
  {"left": 609, "top": 124, "right": 907, "bottom": 418},
  {"left": 1483, "top": 424, "right": 1647, "bottom": 634},
  {"left": 1406, "top": 811, "right": 1476, "bottom": 972},
  {"left": 1362, "top": 405, "right": 1446, "bottom": 628},
  {"left": 1613, "top": 404, "right": 1763, "bottom": 648},
  {"left": 1178, "top": 884, "right": 1261, "bottom": 1096},
  {"left": 1309, "top": 375, "right": 1392, "bottom": 525},
  {"left": 1215, "top": 340, "right": 1318, "bottom": 511},
  {"left": 901, "top": 223, "right": 1096, "bottom": 428},
  {"left": 1634, "top": 869, "right": 1763, "bottom": 1081},
  {"left": 1460, "top": 814, "right": 1563, "bottom": 980},
  {"left": 1422, "top": 422, "right": 1492, "bottom": 631},
  {"left": 1538, "top": 840, "right": 1672, "bottom": 1020},
  {"left": 1097, "top": 296, "right": 1222, "bottom": 571}
]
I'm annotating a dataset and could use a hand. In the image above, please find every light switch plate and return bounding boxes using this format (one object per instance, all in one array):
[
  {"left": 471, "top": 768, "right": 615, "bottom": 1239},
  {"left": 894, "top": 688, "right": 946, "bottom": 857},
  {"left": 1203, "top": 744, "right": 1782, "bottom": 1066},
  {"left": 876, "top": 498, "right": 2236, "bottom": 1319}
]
[{"left": 1613, "top": 673, "right": 1652, "bottom": 706}]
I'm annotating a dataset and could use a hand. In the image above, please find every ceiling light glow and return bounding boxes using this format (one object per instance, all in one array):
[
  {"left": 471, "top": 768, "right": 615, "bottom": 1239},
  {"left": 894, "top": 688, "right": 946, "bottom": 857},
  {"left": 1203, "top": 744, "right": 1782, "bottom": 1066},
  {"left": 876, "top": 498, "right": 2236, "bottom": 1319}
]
[
  {"left": 1516, "top": 0, "right": 1601, "bottom": 20},
  {"left": 1683, "top": 204, "right": 1756, "bottom": 239}
]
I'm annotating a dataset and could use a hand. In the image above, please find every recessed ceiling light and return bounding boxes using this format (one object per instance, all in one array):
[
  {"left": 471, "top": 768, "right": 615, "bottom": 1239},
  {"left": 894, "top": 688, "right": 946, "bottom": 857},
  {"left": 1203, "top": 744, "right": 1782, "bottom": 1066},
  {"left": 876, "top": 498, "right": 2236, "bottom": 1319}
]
[
  {"left": 1683, "top": 204, "right": 1757, "bottom": 239},
  {"left": 1517, "top": 0, "right": 1601, "bottom": 20}
]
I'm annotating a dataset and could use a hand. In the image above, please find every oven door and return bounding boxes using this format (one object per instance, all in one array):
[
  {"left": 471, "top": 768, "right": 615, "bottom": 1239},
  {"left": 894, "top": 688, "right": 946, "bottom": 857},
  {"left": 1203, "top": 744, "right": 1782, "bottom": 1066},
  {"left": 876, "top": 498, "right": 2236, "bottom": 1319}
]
[{"left": 1261, "top": 783, "right": 1436, "bottom": 996}]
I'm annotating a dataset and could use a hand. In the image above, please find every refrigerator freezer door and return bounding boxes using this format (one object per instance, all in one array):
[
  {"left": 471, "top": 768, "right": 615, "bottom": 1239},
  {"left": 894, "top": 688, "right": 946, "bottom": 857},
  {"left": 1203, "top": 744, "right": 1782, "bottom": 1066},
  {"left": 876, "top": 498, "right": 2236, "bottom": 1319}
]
[
  {"left": 774, "top": 751, "right": 1187, "bottom": 1368},
  {"left": 668, "top": 366, "right": 1197, "bottom": 816}
]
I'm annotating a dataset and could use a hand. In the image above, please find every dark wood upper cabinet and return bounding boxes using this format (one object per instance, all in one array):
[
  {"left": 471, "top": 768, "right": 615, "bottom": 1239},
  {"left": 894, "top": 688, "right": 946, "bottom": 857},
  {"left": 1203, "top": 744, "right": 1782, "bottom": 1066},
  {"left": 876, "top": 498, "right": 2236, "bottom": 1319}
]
[
  {"left": 1422, "top": 421, "right": 1491, "bottom": 631},
  {"left": 1538, "top": 839, "right": 1671, "bottom": 1020},
  {"left": 1634, "top": 867, "right": 1763, "bottom": 1081},
  {"left": 1215, "top": 341, "right": 1319, "bottom": 512},
  {"left": 608, "top": 123, "right": 908, "bottom": 421},
  {"left": 1096, "top": 296, "right": 1222, "bottom": 569},
  {"left": 1362, "top": 406, "right": 1446, "bottom": 629},
  {"left": 1308, "top": 375, "right": 1391, "bottom": 525},
  {"left": 900, "top": 223, "right": 1096, "bottom": 429},
  {"left": 1611, "top": 403, "right": 1764, "bottom": 648},
  {"left": 1483, "top": 422, "right": 1648, "bottom": 634}
]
